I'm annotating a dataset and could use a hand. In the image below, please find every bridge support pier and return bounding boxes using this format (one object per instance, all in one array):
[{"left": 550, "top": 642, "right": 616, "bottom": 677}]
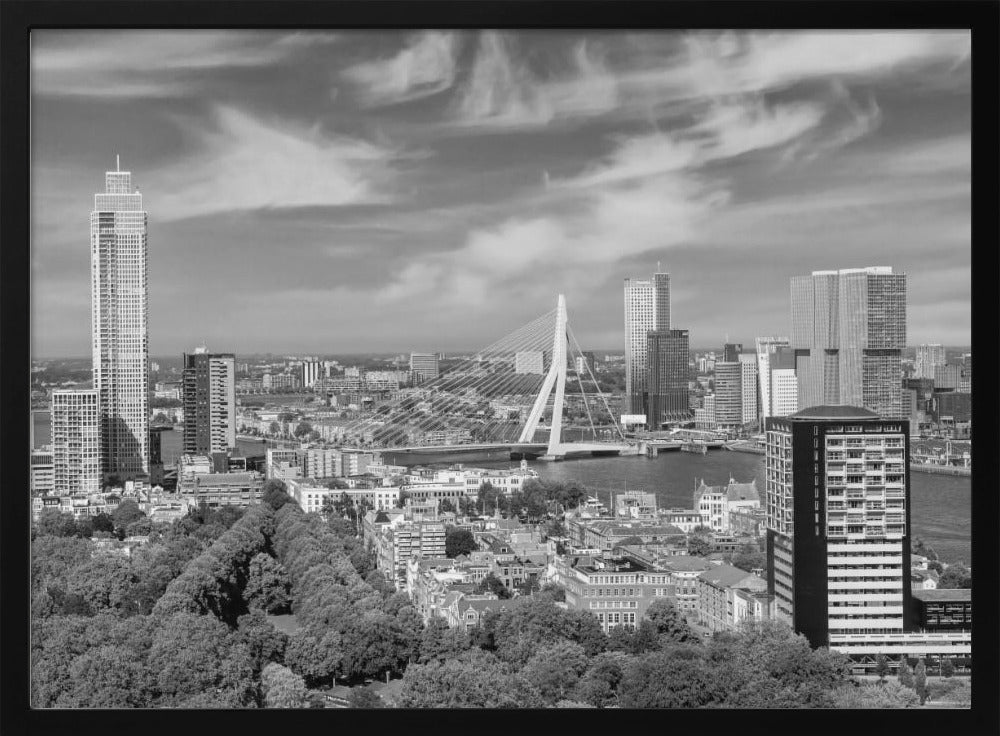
[{"left": 517, "top": 294, "right": 568, "bottom": 458}]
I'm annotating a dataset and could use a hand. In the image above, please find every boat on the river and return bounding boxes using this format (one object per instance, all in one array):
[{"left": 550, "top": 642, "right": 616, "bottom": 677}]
[{"left": 580, "top": 495, "right": 610, "bottom": 514}]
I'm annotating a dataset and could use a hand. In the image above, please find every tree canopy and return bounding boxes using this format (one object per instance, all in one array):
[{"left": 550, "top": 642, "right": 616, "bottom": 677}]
[
  {"left": 445, "top": 527, "right": 477, "bottom": 558},
  {"left": 937, "top": 563, "right": 972, "bottom": 589}
]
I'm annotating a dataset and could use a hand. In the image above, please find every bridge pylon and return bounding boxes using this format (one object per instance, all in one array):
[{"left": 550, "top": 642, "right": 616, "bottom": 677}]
[{"left": 517, "top": 294, "right": 568, "bottom": 457}]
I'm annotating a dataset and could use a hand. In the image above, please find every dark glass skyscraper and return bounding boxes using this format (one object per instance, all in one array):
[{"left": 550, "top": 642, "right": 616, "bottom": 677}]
[{"left": 646, "top": 329, "right": 690, "bottom": 429}]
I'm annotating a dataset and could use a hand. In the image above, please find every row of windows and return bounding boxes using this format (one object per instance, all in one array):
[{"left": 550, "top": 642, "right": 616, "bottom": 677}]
[
  {"left": 596, "top": 612, "right": 637, "bottom": 626},
  {"left": 590, "top": 601, "right": 639, "bottom": 610},
  {"left": 585, "top": 587, "right": 641, "bottom": 597},
  {"left": 829, "top": 599, "right": 904, "bottom": 607},
  {"left": 589, "top": 574, "right": 638, "bottom": 585}
]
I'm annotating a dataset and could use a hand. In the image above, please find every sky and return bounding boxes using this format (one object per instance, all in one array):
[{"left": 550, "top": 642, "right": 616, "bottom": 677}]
[{"left": 30, "top": 30, "right": 972, "bottom": 358}]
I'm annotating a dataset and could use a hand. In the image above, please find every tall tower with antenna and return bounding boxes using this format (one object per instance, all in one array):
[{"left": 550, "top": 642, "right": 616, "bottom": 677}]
[{"left": 90, "top": 157, "right": 149, "bottom": 479}]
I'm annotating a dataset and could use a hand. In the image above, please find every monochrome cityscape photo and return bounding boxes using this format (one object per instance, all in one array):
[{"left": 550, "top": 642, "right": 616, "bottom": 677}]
[{"left": 29, "top": 29, "right": 972, "bottom": 709}]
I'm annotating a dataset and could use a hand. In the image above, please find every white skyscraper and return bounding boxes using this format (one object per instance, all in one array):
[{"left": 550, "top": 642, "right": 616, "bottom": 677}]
[
  {"left": 299, "top": 361, "right": 322, "bottom": 388},
  {"left": 770, "top": 368, "right": 799, "bottom": 417},
  {"left": 914, "top": 344, "right": 946, "bottom": 380},
  {"left": 91, "top": 159, "right": 149, "bottom": 478},
  {"left": 755, "top": 336, "right": 790, "bottom": 423},
  {"left": 624, "top": 272, "right": 670, "bottom": 415},
  {"left": 51, "top": 389, "right": 102, "bottom": 495},
  {"left": 739, "top": 353, "right": 758, "bottom": 426}
]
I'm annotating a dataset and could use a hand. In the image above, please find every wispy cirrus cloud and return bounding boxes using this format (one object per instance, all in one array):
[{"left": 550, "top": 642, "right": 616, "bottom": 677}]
[
  {"left": 449, "top": 33, "right": 619, "bottom": 130},
  {"left": 554, "top": 97, "right": 827, "bottom": 191},
  {"left": 621, "top": 31, "right": 969, "bottom": 103},
  {"left": 149, "top": 105, "right": 406, "bottom": 219},
  {"left": 374, "top": 131, "right": 726, "bottom": 312},
  {"left": 692, "top": 31, "right": 970, "bottom": 95},
  {"left": 32, "top": 31, "right": 340, "bottom": 98},
  {"left": 446, "top": 30, "right": 968, "bottom": 134},
  {"left": 341, "top": 32, "right": 460, "bottom": 107}
]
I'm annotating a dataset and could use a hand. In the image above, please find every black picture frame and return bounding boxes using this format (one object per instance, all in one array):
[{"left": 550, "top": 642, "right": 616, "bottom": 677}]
[{"left": 2, "top": 3, "right": 997, "bottom": 735}]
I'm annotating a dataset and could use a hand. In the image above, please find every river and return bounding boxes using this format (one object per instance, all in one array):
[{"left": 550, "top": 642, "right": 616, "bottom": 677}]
[{"left": 31, "top": 413, "right": 971, "bottom": 565}]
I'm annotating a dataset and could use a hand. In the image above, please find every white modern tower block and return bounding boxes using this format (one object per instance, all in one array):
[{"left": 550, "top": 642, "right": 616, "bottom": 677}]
[
  {"left": 624, "top": 272, "right": 670, "bottom": 415},
  {"left": 518, "top": 294, "right": 568, "bottom": 456},
  {"left": 90, "top": 159, "right": 149, "bottom": 478}
]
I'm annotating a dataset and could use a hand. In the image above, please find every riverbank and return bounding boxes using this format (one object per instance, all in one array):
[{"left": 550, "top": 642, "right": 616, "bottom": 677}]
[{"left": 910, "top": 463, "right": 971, "bottom": 477}]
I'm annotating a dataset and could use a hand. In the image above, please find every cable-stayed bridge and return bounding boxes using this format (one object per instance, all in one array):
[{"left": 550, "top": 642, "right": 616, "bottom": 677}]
[{"left": 334, "top": 295, "right": 638, "bottom": 462}]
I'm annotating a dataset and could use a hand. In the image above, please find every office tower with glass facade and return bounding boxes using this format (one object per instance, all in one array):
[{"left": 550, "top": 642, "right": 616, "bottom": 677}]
[
  {"left": 90, "top": 160, "right": 149, "bottom": 479},
  {"left": 755, "top": 336, "right": 791, "bottom": 423},
  {"left": 182, "top": 348, "right": 236, "bottom": 456},
  {"left": 739, "top": 353, "right": 758, "bottom": 426},
  {"left": 624, "top": 271, "right": 670, "bottom": 415},
  {"left": 764, "top": 406, "right": 911, "bottom": 649},
  {"left": 646, "top": 329, "right": 691, "bottom": 429},
  {"left": 410, "top": 352, "right": 440, "bottom": 382},
  {"left": 713, "top": 343, "right": 743, "bottom": 428},
  {"left": 791, "top": 267, "right": 906, "bottom": 420},
  {"left": 934, "top": 363, "right": 961, "bottom": 391},
  {"left": 51, "top": 389, "right": 102, "bottom": 495},
  {"left": 722, "top": 342, "right": 742, "bottom": 363}
]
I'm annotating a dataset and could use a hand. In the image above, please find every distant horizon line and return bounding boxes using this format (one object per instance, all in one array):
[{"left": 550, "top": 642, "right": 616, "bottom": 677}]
[{"left": 31, "top": 344, "right": 974, "bottom": 362}]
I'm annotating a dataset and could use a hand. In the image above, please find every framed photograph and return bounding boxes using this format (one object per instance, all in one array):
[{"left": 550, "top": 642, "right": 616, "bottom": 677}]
[{"left": 2, "top": 1, "right": 997, "bottom": 733}]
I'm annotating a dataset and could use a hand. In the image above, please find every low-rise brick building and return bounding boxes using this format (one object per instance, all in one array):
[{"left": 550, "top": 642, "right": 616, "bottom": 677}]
[{"left": 556, "top": 555, "right": 677, "bottom": 632}]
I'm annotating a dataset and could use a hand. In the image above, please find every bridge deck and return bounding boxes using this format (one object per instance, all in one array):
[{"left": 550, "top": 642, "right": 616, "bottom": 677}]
[{"left": 382, "top": 441, "right": 636, "bottom": 459}]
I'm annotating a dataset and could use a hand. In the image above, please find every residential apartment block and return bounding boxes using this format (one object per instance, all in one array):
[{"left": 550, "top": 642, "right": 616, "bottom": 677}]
[
  {"left": 696, "top": 563, "right": 769, "bottom": 632},
  {"left": 764, "top": 405, "right": 970, "bottom": 669},
  {"left": 52, "top": 389, "right": 102, "bottom": 495},
  {"left": 176, "top": 471, "right": 264, "bottom": 507},
  {"left": 31, "top": 448, "right": 56, "bottom": 496},
  {"left": 693, "top": 477, "right": 760, "bottom": 533},
  {"left": 182, "top": 348, "right": 236, "bottom": 456},
  {"left": 365, "top": 507, "right": 447, "bottom": 589}
]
